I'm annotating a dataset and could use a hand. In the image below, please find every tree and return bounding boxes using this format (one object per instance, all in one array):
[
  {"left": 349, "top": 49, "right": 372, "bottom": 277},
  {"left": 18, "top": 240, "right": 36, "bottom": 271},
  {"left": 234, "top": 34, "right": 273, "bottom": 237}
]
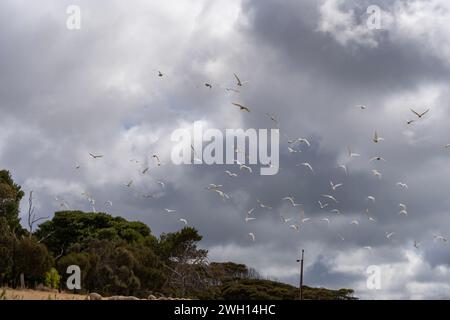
[
  {"left": 158, "top": 227, "right": 209, "bottom": 297},
  {"left": 0, "top": 217, "right": 13, "bottom": 286},
  {"left": 35, "top": 211, "right": 154, "bottom": 254},
  {"left": 0, "top": 170, "right": 25, "bottom": 232},
  {"left": 44, "top": 268, "right": 61, "bottom": 289},
  {"left": 14, "top": 236, "right": 53, "bottom": 287}
]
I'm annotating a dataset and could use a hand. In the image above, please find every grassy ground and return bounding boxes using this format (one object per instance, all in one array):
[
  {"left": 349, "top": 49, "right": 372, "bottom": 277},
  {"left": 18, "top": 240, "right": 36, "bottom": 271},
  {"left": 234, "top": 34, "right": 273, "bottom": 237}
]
[{"left": 0, "top": 288, "right": 86, "bottom": 300}]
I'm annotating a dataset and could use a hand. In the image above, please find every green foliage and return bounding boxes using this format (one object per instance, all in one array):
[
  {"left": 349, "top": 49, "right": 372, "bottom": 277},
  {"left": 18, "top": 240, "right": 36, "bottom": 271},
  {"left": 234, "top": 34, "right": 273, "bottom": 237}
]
[
  {"left": 158, "top": 227, "right": 203, "bottom": 259},
  {"left": 35, "top": 211, "right": 155, "bottom": 253},
  {"left": 218, "top": 279, "right": 356, "bottom": 300},
  {"left": 0, "top": 170, "right": 25, "bottom": 232},
  {"left": 46, "top": 212, "right": 165, "bottom": 296},
  {"left": 208, "top": 262, "right": 251, "bottom": 282},
  {"left": 14, "top": 236, "right": 53, "bottom": 284},
  {"left": 44, "top": 268, "right": 61, "bottom": 289},
  {"left": 0, "top": 218, "right": 13, "bottom": 282}
]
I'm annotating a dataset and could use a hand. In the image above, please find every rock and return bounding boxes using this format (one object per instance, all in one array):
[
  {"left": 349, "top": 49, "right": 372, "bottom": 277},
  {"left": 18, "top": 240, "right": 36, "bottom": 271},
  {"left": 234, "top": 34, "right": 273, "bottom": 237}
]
[
  {"left": 89, "top": 292, "right": 102, "bottom": 300},
  {"left": 108, "top": 295, "right": 140, "bottom": 300}
]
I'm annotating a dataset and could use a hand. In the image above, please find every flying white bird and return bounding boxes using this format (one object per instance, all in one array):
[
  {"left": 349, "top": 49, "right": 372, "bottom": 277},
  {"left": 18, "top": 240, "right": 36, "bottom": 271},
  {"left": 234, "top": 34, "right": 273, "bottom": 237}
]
[
  {"left": 282, "top": 196, "right": 301, "bottom": 207},
  {"left": 59, "top": 201, "right": 70, "bottom": 209},
  {"left": 351, "top": 220, "right": 359, "bottom": 226},
  {"left": 288, "top": 147, "right": 299, "bottom": 154},
  {"left": 297, "top": 138, "right": 311, "bottom": 147},
  {"left": 321, "top": 194, "right": 339, "bottom": 203},
  {"left": 163, "top": 208, "right": 176, "bottom": 213},
  {"left": 179, "top": 218, "right": 188, "bottom": 225},
  {"left": 369, "top": 156, "right": 386, "bottom": 162},
  {"left": 265, "top": 113, "right": 278, "bottom": 126},
  {"left": 206, "top": 184, "right": 223, "bottom": 190},
  {"left": 410, "top": 108, "right": 430, "bottom": 119},
  {"left": 372, "top": 170, "right": 382, "bottom": 179},
  {"left": 414, "top": 241, "right": 422, "bottom": 249},
  {"left": 233, "top": 73, "right": 243, "bottom": 87},
  {"left": 257, "top": 199, "right": 272, "bottom": 209},
  {"left": 232, "top": 102, "right": 250, "bottom": 112},
  {"left": 368, "top": 217, "right": 377, "bottom": 223},
  {"left": 433, "top": 234, "right": 448, "bottom": 243},
  {"left": 373, "top": 131, "right": 384, "bottom": 143},
  {"left": 399, "top": 203, "right": 407, "bottom": 211},
  {"left": 289, "top": 224, "right": 300, "bottom": 232},
  {"left": 247, "top": 208, "right": 255, "bottom": 215},
  {"left": 142, "top": 167, "right": 150, "bottom": 174},
  {"left": 248, "top": 233, "right": 255, "bottom": 242},
  {"left": 364, "top": 246, "right": 372, "bottom": 251},
  {"left": 396, "top": 182, "right": 408, "bottom": 189},
  {"left": 330, "top": 209, "right": 340, "bottom": 214},
  {"left": 298, "top": 163, "right": 314, "bottom": 174},
  {"left": 105, "top": 201, "right": 113, "bottom": 207},
  {"left": 339, "top": 164, "right": 348, "bottom": 175},
  {"left": 235, "top": 160, "right": 252, "bottom": 173},
  {"left": 155, "top": 181, "right": 165, "bottom": 189},
  {"left": 357, "top": 105, "right": 367, "bottom": 110},
  {"left": 75, "top": 163, "right": 80, "bottom": 169},
  {"left": 280, "top": 215, "right": 292, "bottom": 224},
  {"left": 213, "top": 189, "right": 230, "bottom": 201},
  {"left": 152, "top": 154, "right": 161, "bottom": 166},
  {"left": 245, "top": 217, "right": 256, "bottom": 223},
  {"left": 302, "top": 218, "right": 311, "bottom": 223},
  {"left": 321, "top": 218, "right": 330, "bottom": 225},
  {"left": 318, "top": 201, "right": 329, "bottom": 209},
  {"left": 330, "top": 181, "right": 343, "bottom": 191},
  {"left": 445, "top": 144, "right": 450, "bottom": 149},
  {"left": 386, "top": 232, "right": 395, "bottom": 240},
  {"left": 225, "top": 170, "right": 238, "bottom": 177},
  {"left": 367, "top": 196, "right": 376, "bottom": 203},
  {"left": 125, "top": 180, "right": 133, "bottom": 188},
  {"left": 89, "top": 153, "right": 103, "bottom": 159},
  {"left": 347, "top": 147, "right": 360, "bottom": 158},
  {"left": 398, "top": 210, "right": 408, "bottom": 216}
]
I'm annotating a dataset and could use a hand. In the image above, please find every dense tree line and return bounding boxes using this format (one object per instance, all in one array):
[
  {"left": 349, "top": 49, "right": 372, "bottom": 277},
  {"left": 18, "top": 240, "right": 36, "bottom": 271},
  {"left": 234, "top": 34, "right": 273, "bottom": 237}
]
[{"left": 0, "top": 170, "right": 356, "bottom": 299}]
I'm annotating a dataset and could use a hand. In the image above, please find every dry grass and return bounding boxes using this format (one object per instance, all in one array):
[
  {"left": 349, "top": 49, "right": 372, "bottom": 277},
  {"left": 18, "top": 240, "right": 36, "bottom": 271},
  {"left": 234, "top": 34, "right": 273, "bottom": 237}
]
[{"left": 0, "top": 288, "right": 87, "bottom": 300}]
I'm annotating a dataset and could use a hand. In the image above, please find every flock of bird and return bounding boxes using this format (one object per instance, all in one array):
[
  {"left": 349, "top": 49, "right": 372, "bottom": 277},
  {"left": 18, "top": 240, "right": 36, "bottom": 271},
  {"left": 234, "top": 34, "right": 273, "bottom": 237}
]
[{"left": 53, "top": 71, "right": 449, "bottom": 257}]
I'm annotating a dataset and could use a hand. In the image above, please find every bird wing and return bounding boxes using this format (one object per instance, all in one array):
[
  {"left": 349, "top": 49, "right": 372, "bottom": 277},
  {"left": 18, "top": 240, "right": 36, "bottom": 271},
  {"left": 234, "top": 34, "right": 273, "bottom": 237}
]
[
  {"left": 234, "top": 73, "right": 242, "bottom": 85},
  {"left": 419, "top": 109, "right": 430, "bottom": 117},
  {"left": 232, "top": 103, "right": 250, "bottom": 112},
  {"left": 410, "top": 108, "right": 421, "bottom": 117}
]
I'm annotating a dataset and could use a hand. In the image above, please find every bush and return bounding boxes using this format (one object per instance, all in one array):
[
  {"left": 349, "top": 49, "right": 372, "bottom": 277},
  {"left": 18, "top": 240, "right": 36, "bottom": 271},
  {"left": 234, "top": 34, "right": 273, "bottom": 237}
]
[{"left": 44, "top": 268, "right": 61, "bottom": 289}]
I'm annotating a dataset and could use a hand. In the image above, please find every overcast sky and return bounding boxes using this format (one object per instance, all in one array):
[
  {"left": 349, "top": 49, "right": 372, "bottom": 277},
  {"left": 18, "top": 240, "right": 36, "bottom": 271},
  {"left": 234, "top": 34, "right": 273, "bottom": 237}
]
[{"left": 1, "top": 0, "right": 450, "bottom": 299}]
